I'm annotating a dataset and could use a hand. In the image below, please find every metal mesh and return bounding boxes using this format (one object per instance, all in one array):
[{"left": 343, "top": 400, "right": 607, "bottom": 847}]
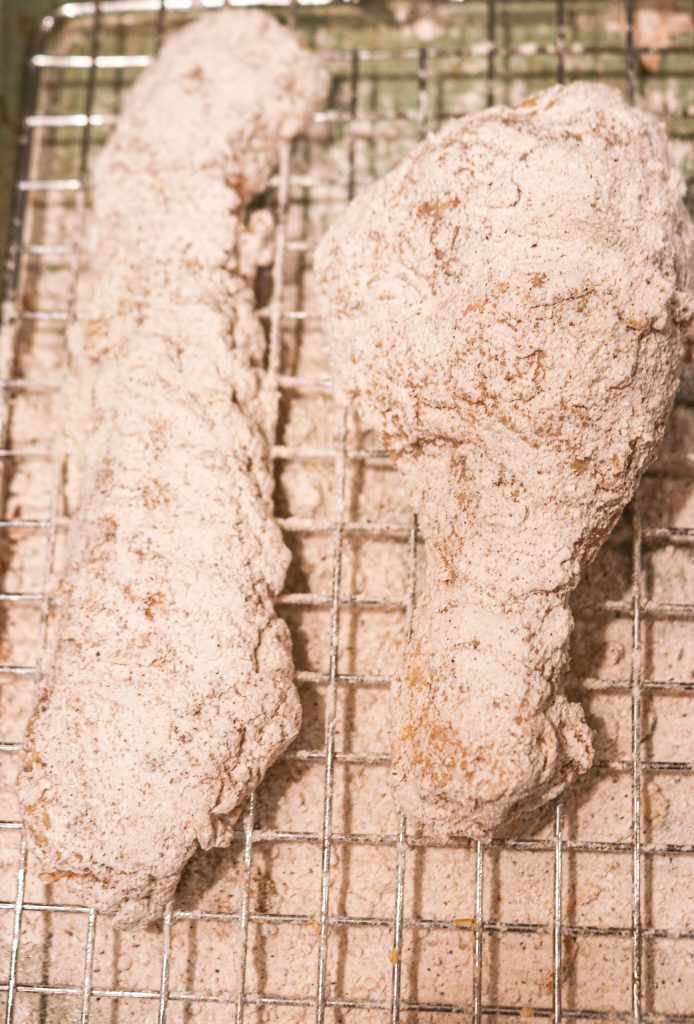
[{"left": 1, "top": 1, "right": 694, "bottom": 1022}]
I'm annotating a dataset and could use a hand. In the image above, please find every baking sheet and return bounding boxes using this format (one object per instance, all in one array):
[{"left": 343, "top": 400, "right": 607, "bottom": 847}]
[{"left": 1, "top": 2, "right": 694, "bottom": 1021}]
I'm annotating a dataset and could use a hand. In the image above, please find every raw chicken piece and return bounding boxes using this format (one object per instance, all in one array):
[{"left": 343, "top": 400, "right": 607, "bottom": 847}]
[
  {"left": 18, "top": 10, "right": 328, "bottom": 926},
  {"left": 315, "top": 83, "right": 694, "bottom": 837}
]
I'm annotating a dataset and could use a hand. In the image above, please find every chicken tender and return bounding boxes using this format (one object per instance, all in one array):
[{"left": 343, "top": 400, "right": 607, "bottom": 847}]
[{"left": 19, "top": 10, "right": 328, "bottom": 926}]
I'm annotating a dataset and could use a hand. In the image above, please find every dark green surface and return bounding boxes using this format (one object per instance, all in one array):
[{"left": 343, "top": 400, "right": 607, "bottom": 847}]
[{"left": 1, "top": 0, "right": 54, "bottom": 275}]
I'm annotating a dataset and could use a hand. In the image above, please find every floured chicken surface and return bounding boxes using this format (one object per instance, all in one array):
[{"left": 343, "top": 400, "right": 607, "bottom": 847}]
[
  {"left": 18, "top": 10, "right": 328, "bottom": 927},
  {"left": 316, "top": 82, "right": 694, "bottom": 839}
]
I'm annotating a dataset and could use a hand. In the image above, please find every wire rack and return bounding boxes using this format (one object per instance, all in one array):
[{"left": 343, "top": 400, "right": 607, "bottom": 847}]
[{"left": 1, "top": 1, "right": 694, "bottom": 1022}]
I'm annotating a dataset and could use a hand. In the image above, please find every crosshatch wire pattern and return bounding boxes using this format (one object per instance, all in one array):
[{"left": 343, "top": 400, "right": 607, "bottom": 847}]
[{"left": 2, "top": 0, "right": 694, "bottom": 1021}]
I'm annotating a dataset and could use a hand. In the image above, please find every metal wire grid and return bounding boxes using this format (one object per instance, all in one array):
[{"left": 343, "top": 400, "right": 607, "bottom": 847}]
[{"left": 0, "top": 0, "right": 693, "bottom": 1021}]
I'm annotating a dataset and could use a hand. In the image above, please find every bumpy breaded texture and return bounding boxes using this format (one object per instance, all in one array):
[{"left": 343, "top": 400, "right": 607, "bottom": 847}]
[
  {"left": 19, "top": 10, "right": 328, "bottom": 927},
  {"left": 315, "top": 83, "right": 694, "bottom": 838}
]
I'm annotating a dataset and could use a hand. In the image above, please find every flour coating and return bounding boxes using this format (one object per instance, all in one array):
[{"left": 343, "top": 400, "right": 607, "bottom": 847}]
[
  {"left": 316, "top": 82, "right": 694, "bottom": 837},
  {"left": 19, "top": 10, "right": 328, "bottom": 926}
]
